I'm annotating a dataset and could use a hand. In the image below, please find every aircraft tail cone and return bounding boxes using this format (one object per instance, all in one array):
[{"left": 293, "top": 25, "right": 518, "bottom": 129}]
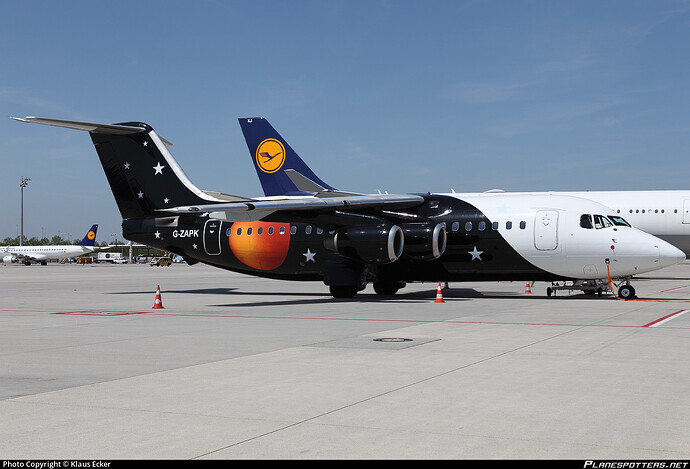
[
  {"left": 524, "top": 283, "right": 532, "bottom": 294},
  {"left": 434, "top": 282, "right": 445, "bottom": 303},
  {"left": 152, "top": 285, "right": 164, "bottom": 309}
]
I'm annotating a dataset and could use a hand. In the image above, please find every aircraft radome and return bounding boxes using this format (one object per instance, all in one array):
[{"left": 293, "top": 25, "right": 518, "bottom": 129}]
[
  {"left": 1, "top": 224, "right": 101, "bottom": 265},
  {"left": 12, "top": 116, "right": 685, "bottom": 299}
]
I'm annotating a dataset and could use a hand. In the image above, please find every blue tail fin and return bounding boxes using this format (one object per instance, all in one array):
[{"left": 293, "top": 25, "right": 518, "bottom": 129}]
[
  {"left": 239, "top": 118, "right": 336, "bottom": 197},
  {"left": 77, "top": 224, "right": 98, "bottom": 246}
]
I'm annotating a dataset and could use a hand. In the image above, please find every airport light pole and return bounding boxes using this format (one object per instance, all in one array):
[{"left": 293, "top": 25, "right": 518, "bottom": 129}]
[{"left": 19, "top": 176, "right": 30, "bottom": 246}]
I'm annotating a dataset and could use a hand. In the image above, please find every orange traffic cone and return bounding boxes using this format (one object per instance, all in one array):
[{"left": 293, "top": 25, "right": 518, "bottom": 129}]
[
  {"left": 524, "top": 283, "right": 532, "bottom": 294},
  {"left": 152, "top": 285, "right": 164, "bottom": 309},
  {"left": 434, "top": 282, "right": 445, "bottom": 303}
]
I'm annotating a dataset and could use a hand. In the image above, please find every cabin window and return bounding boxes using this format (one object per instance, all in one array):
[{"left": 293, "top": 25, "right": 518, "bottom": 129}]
[
  {"left": 478, "top": 221, "right": 486, "bottom": 231},
  {"left": 506, "top": 221, "right": 512, "bottom": 230},
  {"left": 246, "top": 228, "right": 252, "bottom": 235},
  {"left": 279, "top": 226, "right": 285, "bottom": 235},
  {"left": 268, "top": 227, "right": 274, "bottom": 235},
  {"left": 317, "top": 228, "right": 323, "bottom": 234},
  {"left": 492, "top": 221, "right": 499, "bottom": 230},
  {"left": 226, "top": 228, "right": 232, "bottom": 236},
  {"left": 306, "top": 226, "right": 312, "bottom": 234},
  {"left": 236, "top": 227, "right": 242, "bottom": 235},
  {"left": 519, "top": 221, "right": 526, "bottom": 229},
  {"left": 465, "top": 222, "right": 472, "bottom": 231},
  {"left": 257, "top": 227, "right": 263, "bottom": 235},
  {"left": 452, "top": 222, "right": 459, "bottom": 231},
  {"left": 291, "top": 226, "right": 297, "bottom": 235}
]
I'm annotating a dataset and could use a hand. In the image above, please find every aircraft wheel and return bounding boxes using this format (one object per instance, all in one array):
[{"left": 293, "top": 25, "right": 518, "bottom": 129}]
[
  {"left": 618, "top": 285, "right": 636, "bottom": 300},
  {"left": 373, "top": 281, "right": 401, "bottom": 296},
  {"left": 546, "top": 287, "right": 553, "bottom": 297},
  {"left": 329, "top": 285, "right": 358, "bottom": 298}
]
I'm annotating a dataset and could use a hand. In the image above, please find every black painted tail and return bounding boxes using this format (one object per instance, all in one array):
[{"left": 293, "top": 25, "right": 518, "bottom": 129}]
[
  {"left": 90, "top": 122, "right": 234, "bottom": 219},
  {"left": 11, "top": 117, "right": 237, "bottom": 220}
]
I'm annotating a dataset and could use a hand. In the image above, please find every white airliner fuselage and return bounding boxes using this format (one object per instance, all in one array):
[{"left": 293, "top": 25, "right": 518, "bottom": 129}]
[
  {"left": 485, "top": 190, "right": 690, "bottom": 256},
  {"left": 1, "top": 244, "right": 99, "bottom": 265},
  {"left": 556, "top": 190, "right": 690, "bottom": 256}
]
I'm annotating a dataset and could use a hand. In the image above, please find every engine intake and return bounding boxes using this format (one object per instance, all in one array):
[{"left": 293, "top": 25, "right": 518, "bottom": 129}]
[
  {"left": 400, "top": 223, "right": 447, "bottom": 260},
  {"left": 328, "top": 224, "right": 404, "bottom": 264}
]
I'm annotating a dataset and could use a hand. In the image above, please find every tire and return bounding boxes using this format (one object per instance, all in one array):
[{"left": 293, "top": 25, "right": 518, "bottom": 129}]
[
  {"left": 618, "top": 285, "right": 636, "bottom": 300},
  {"left": 329, "top": 285, "right": 358, "bottom": 298},
  {"left": 373, "top": 282, "right": 400, "bottom": 296}
]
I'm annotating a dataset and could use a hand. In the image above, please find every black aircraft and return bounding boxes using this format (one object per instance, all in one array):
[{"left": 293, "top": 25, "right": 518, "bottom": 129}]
[{"left": 12, "top": 116, "right": 685, "bottom": 299}]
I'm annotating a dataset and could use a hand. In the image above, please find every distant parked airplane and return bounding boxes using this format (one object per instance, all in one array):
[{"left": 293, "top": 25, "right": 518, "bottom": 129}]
[{"left": 1, "top": 224, "right": 102, "bottom": 265}]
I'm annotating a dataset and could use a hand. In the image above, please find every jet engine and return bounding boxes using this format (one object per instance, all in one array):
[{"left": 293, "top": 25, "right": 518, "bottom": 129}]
[
  {"left": 3, "top": 255, "right": 17, "bottom": 264},
  {"left": 400, "top": 223, "right": 447, "bottom": 260},
  {"left": 327, "top": 224, "right": 404, "bottom": 264}
]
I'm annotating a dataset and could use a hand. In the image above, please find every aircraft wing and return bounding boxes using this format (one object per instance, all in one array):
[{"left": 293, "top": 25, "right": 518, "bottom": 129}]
[{"left": 157, "top": 193, "right": 425, "bottom": 221}]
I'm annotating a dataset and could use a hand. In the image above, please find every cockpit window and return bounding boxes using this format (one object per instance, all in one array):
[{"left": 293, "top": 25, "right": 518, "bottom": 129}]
[
  {"left": 593, "top": 215, "right": 613, "bottom": 229},
  {"left": 609, "top": 216, "right": 631, "bottom": 227},
  {"left": 581, "top": 214, "right": 626, "bottom": 229},
  {"left": 580, "top": 214, "right": 593, "bottom": 229}
]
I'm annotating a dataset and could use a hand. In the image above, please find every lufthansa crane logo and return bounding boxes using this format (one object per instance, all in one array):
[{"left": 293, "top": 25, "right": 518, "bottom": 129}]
[
  {"left": 87, "top": 231, "right": 96, "bottom": 240},
  {"left": 256, "top": 138, "right": 286, "bottom": 173}
]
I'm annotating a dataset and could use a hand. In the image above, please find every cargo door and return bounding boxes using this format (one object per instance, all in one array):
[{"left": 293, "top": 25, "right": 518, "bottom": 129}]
[
  {"left": 534, "top": 210, "right": 559, "bottom": 251},
  {"left": 203, "top": 219, "right": 222, "bottom": 255}
]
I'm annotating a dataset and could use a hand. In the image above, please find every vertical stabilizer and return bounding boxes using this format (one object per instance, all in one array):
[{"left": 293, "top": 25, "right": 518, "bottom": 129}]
[{"left": 239, "top": 117, "right": 336, "bottom": 196}]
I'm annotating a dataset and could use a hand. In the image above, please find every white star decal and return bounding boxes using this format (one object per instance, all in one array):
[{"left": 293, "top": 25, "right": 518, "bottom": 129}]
[
  {"left": 302, "top": 248, "right": 316, "bottom": 262},
  {"left": 468, "top": 246, "right": 483, "bottom": 261},
  {"left": 164, "top": 198, "right": 169, "bottom": 204},
  {"left": 153, "top": 162, "right": 165, "bottom": 175},
  {"left": 154, "top": 231, "right": 161, "bottom": 239},
  {"left": 124, "top": 162, "right": 130, "bottom": 169},
  {"left": 137, "top": 191, "right": 144, "bottom": 199},
  {"left": 192, "top": 244, "right": 197, "bottom": 249},
  {"left": 143, "top": 141, "right": 148, "bottom": 147}
]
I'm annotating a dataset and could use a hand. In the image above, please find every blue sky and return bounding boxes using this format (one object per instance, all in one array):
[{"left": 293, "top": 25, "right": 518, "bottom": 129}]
[{"left": 2, "top": 0, "right": 690, "bottom": 242}]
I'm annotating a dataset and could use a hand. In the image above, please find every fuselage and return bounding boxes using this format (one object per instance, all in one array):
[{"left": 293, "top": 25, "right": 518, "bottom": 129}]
[
  {"left": 554, "top": 190, "right": 690, "bottom": 256},
  {"left": 122, "top": 193, "right": 684, "bottom": 284},
  {"left": 1, "top": 245, "right": 97, "bottom": 264}
]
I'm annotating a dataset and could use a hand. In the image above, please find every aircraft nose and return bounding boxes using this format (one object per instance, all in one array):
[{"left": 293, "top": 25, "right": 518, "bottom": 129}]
[{"left": 658, "top": 240, "right": 686, "bottom": 268}]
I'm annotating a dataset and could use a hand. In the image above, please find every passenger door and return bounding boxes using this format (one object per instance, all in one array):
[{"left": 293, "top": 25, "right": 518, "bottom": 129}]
[
  {"left": 683, "top": 200, "right": 690, "bottom": 224},
  {"left": 203, "top": 219, "right": 222, "bottom": 255},
  {"left": 534, "top": 210, "right": 559, "bottom": 250}
]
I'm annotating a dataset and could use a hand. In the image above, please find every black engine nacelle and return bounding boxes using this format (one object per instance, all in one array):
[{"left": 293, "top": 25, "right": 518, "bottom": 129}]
[
  {"left": 400, "top": 223, "right": 447, "bottom": 260},
  {"left": 327, "top": 224, "right": 404, "bottom": 264}
]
